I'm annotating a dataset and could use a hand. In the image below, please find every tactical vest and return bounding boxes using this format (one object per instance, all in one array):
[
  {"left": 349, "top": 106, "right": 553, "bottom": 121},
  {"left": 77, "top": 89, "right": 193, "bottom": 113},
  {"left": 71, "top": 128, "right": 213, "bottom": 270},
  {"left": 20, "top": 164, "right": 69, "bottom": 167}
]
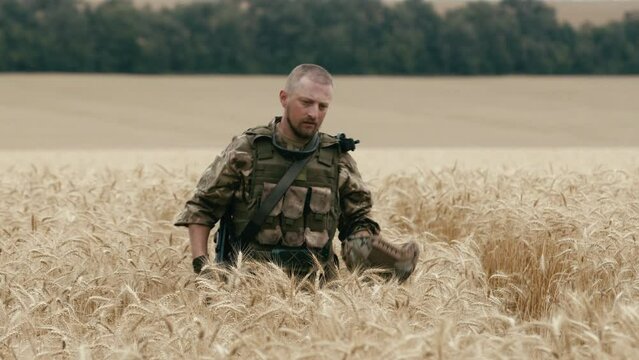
[{"left": 231, "top": 125, "right": 342, "bottom": 259}]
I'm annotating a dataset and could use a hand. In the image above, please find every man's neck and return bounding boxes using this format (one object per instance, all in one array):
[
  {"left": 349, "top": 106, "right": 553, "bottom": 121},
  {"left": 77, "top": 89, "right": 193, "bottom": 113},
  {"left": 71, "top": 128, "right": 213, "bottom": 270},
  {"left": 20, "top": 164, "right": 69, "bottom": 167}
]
[{"left": 275, "top": 120, "right": 310, "bottom": 151}]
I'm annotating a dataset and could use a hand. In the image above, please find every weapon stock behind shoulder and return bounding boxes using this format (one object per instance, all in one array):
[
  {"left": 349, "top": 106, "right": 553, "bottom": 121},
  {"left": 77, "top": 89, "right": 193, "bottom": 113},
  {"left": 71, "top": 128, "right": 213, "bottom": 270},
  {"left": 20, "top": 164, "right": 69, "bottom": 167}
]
[{"left": 336, "top": 133, "right": 360, "bottom": 152}]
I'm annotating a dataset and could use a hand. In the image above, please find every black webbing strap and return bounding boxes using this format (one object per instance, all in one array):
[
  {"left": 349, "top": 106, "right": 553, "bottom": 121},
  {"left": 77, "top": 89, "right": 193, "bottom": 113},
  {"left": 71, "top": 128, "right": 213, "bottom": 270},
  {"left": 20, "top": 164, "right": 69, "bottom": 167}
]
[{"left": 239, "top": 143, "right": 316, "bottom": 245}]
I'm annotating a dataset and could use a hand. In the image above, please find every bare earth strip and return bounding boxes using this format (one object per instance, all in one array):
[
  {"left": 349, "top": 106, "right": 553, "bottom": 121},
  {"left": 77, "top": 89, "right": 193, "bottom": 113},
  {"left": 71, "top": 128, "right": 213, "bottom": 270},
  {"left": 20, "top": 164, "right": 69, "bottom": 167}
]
[
  {"left": 431, "top": 0, "right": 639, "bottom": 26},
  {"left": 3, "top": 148, "right": 639, "bottom": 176},
  {"left": 2, "top": 74, "right": 639, "bottom": 149}
]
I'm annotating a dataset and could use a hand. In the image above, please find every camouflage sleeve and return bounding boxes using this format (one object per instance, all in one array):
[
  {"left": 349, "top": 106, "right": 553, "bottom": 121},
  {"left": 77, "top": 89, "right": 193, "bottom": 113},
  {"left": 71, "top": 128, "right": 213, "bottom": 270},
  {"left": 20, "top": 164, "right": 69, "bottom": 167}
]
[
  {"left": 337, "top": 152, "right": 381, "bottom": 240},
  {"left": 174, "top": 135, "right": 254, "bottom": 228}
]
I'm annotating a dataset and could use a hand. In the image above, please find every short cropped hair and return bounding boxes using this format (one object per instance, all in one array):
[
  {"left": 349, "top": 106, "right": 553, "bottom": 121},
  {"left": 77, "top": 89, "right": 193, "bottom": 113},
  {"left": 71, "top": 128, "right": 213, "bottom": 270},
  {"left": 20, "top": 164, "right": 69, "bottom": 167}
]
[{"left": 285, "top": 64, "right": 333, "bottom": 93}]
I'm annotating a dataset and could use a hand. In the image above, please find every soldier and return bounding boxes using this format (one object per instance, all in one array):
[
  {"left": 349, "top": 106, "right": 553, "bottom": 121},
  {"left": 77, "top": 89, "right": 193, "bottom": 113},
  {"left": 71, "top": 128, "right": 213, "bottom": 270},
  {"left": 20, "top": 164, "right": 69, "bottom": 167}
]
[{"left": 175, "top": 64, "right": 419, "bottom": 281}]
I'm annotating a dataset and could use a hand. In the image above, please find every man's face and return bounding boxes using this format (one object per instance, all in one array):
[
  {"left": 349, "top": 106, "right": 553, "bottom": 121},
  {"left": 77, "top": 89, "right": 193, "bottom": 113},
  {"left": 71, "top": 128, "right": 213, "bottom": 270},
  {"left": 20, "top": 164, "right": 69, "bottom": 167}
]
[{"left": 279, "top": 76, "right": 333, "bottom": 140}]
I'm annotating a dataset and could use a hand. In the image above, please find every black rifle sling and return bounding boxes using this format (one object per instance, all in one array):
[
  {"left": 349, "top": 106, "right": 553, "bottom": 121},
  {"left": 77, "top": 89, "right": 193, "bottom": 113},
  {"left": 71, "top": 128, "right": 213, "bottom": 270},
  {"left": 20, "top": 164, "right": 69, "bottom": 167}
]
[{"left": 239, "top": 151, "right": 314, "bottom": 244}]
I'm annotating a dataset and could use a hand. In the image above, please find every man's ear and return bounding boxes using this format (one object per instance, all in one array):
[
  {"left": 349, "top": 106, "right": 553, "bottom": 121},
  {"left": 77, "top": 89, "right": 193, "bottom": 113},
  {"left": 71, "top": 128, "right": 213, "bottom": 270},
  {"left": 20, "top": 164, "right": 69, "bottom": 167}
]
[{"left": 279, "top": 90, "right": 287, "bottom": 107}]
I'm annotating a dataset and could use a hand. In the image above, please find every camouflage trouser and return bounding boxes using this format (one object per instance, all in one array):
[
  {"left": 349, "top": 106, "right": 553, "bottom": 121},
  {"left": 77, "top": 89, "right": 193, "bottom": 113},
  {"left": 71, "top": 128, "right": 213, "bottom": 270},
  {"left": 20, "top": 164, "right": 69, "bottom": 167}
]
[{"left": 341, "top": 235, "right": 419, "bottom": 282}]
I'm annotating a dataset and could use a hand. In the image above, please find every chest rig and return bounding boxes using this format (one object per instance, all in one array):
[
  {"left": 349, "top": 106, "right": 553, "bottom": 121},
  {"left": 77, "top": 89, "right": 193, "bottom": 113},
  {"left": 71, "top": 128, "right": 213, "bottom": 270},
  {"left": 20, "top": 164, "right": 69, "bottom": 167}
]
[{"left": 230, "top": 125, "right": 342, "bottom": 261}]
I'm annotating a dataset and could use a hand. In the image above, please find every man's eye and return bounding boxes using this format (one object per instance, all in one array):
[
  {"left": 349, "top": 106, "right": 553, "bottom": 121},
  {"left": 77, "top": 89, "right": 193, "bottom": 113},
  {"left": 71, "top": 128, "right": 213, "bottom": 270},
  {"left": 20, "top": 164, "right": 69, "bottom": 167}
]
[{"left": 319, "top": 105, "right": 328, "bottom": 110}]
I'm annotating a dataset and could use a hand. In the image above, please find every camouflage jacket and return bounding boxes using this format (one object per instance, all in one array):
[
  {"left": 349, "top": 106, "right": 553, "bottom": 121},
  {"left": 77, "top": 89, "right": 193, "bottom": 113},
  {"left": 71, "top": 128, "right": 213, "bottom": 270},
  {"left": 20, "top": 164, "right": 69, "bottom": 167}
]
[{"left": 174, "top": 118, "right": 380, "bottom": 241}]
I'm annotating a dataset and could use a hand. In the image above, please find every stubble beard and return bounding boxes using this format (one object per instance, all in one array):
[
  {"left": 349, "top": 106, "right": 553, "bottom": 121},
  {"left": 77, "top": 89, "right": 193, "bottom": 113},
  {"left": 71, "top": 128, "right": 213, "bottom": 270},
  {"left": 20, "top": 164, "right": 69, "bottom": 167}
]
[{"left": 286, "top": 114, "right": 317, "bottom": 140}]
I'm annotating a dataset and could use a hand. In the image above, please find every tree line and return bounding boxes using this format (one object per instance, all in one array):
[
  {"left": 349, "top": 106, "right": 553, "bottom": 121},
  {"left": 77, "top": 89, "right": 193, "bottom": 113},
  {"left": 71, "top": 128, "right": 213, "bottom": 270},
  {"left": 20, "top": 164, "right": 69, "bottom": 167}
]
[{"left": 0, "top": 0, "right": 638, "bottom": 74}]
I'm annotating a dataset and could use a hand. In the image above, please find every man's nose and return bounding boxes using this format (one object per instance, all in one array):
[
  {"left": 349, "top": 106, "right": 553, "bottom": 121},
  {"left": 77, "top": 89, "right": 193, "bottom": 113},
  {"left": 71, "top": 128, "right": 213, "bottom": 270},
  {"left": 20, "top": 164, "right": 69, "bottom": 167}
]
[{"left": 307, "top": 104, "right": 319, "bottom": 119}]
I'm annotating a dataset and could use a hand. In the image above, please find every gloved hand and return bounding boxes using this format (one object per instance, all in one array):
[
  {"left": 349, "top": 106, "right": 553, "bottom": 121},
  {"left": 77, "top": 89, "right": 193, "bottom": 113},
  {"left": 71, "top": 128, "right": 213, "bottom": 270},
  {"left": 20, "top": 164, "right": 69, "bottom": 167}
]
[
  {"left": 342, "top": 233, "right": 419, "bottom": 282},
  {"left": 192, "top": 255, "right": 209, "bottom": 274}
]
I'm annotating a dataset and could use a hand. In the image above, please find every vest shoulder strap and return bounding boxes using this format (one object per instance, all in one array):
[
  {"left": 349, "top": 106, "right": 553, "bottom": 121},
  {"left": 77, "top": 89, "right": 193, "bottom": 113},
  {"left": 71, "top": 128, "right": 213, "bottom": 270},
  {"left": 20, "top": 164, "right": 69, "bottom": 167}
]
[
  {"left": 255, "top": 136, "right": 274, "bottom": 160},
  {"left": 244, "top": 124, "right": 357, "bottom": 162},
  {"left": 319, "top": 133, "right": 360, "bottom": 153},
  {"left": 244, "top": 125, "right": 272, "bottom": 138},
  {"left": 319, "top": 133, "right": 340, "bottom": 148},
  {"left": 243, "top": 125, "right": 274, "bottom": 159}
]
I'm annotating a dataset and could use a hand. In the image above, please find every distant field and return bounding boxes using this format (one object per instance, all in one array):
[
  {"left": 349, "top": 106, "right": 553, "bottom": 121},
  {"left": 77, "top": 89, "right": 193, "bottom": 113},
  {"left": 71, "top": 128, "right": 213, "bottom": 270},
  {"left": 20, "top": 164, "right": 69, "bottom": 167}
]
[
  {"left": 432, "top": 0, "right": 639, "bottom": 26},
  {"left": 2, "top": 74, "right": 639, "bottom": 149},
  {"left": 84, "top": 0, "right": 639, "bottom": 26}
]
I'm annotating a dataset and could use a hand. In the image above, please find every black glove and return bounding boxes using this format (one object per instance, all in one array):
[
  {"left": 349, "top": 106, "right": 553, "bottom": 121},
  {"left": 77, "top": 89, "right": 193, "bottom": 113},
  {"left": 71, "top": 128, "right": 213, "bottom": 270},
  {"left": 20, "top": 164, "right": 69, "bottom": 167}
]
[{"left": 192, "top": 255, "right": 209, "bottom": 274}]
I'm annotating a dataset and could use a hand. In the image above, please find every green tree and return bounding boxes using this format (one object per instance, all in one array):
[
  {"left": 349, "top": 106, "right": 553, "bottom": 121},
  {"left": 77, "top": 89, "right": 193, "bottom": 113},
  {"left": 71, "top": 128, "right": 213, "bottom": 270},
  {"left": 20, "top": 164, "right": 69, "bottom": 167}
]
[
  {"left": 33, "top": 0, "right": 93, "bottom": 71},
  {"left": 0, "top": 0, "right": 39, "bottom": 70},
  {"left": 500, "top": 0, "right": 576, "bottom": 73},
  {"left": 309, "top": 0, "right": 391, "bottom": 74},
  {"left": 0, "top": 0, "right": 637, "bottom": 74},
  {"left": 622, "top": 12, "right": 639, "bottom": 73},
  {"left": 89, "top": 0, "right": 152, "bottom": 72},
  {"left": 242, "top": 0, "right": 320, "bottom": 73},
  {"left": 441, "top": 2, "right": 519, "bottom": 74},
  {"left": 378, "top": 0, "right": 441, "bottom": 74},
  {"left": 170, "top": 0, "right": 255, "bottom": 73}
]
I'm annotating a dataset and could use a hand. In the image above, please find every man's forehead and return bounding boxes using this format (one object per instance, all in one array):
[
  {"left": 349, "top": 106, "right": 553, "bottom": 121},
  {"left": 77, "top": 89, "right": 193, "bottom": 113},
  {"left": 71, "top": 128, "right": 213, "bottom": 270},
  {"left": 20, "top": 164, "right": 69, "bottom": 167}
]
[{"left": 291, "top": 77, "right": 333, "bottom": 102}]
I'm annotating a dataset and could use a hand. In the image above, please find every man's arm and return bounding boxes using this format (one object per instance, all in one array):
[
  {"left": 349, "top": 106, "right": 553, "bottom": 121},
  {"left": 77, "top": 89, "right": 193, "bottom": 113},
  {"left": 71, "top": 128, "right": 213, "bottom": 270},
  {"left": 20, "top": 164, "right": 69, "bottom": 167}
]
[
  {"left": 175, "top": 135, "right": 254, "bottom": 268},
  {"left": 188, "top": 224, "right": 211, "bottom": 259},
  {"left": 189, "top": 224, "right": 212, "bottom": 274},
  {"left": 337, "top": 152, "right": 380, "bottom": 240}
]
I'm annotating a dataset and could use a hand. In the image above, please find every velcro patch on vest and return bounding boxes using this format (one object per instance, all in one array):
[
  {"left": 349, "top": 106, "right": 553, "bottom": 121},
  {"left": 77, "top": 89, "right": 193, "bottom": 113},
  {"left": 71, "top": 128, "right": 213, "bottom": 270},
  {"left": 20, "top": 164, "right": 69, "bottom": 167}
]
[{"left": 295, "top": 168, "right": 307, "bottom": 181}]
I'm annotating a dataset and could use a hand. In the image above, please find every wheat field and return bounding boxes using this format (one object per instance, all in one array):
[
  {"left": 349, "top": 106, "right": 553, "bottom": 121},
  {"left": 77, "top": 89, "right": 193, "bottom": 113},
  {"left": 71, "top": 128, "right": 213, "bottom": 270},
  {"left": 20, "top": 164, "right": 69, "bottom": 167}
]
[
  {"left": 2, "top": 75, "right": 639, "bottom": 358},
  {"left": 2, "top": 148, "right": 639, "bottom": 359}
]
